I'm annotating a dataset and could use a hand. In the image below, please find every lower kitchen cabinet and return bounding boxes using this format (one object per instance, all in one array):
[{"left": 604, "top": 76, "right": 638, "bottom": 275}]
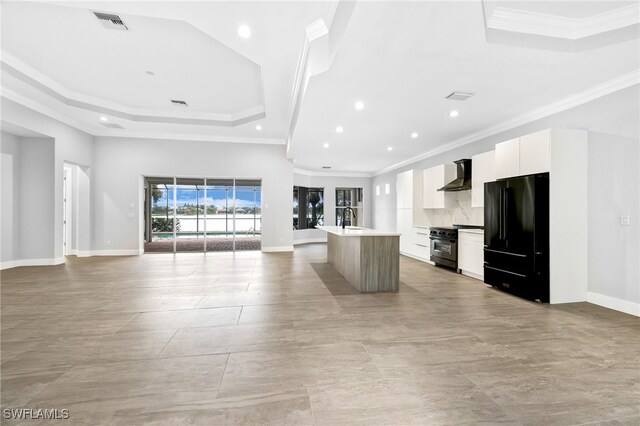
[{"left": 458, "top": 229, "right": 484, "bottom": 280}]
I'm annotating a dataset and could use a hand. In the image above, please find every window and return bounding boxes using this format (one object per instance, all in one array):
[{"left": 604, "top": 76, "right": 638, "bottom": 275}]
[
  {"left": 293, "top": 186, "right": 324, "bottom": 230},
  {"left": 336, "top": 188, "right": 363, "bottom": 227}
]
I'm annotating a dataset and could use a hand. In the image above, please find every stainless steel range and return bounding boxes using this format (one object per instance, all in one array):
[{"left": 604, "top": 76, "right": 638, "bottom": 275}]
[
  {"left": 429, "top": 225, "right": 483, "bottom": 270},
  {"left": 429, "top": 227, "right": 459, "bottom": 270}
]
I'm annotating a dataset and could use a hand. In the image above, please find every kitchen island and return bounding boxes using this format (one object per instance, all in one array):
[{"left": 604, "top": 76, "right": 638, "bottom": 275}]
[{"left": 317, "top": 226, "right": 400, "bottom": 293}]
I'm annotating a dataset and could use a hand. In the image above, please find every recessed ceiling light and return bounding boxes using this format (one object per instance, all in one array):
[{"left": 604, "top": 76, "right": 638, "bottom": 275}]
[
  {"left": 354, "top": 101, "right": 364, "bottom": 110},
  {"left": 100, "top": 116, "right": 108, "bottom": 122},
  {"left": 255, "top": 125, "right": 262, "bottom": 130},
  {"left": 449, "top": 110, "right": 460, "bottom": 118},
  {"left": 323, "top": 143, "right": 330, "bottom": 148},
  {"left": 238, "top": 25, "right": 251, "bottom": 39},
  {"left": 336, "top": 126, "right": 344, "bottom": 133},
  {"left": 145, "top": 71, "right": 155, "bottom": 76},
  {"left": 387, "top": 147, "right": 393, "bottom": 151},
  {"left": 411, "top": 132, "right": 418, "bottom": 138}
]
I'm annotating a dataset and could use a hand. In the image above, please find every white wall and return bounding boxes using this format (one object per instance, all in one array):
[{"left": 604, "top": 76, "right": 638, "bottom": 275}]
[
  {"left": 1, "top": 132, "right": 21, "bottom": 264},
  {"left": 293, "top": 173, "right": 372, "bottom": 244},
  {"left": 587, "top": 132, "right": 640, "bottom": 315},
  {"left": 1, "top": 99, "right": 94, "bottom": 261},
  {"left": 19, "top": 137, "right": 56, "bottom": 261},
  {"left": 92, "top": 137, "right": 294, "bottom": 252}
]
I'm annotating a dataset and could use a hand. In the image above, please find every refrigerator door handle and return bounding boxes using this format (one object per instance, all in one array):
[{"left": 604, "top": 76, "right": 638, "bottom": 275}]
[
  {"left": 498, "top": 189, "right": 504, "bottom": 240},
  {"left": 503, "top": 188, "right": 509, "bottom": 241}
]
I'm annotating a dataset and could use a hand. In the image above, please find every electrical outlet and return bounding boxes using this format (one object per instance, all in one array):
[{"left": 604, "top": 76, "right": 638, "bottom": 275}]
[
  {"left": 621, "top": 215, "right": 630, "bottom": 226},
  {"left": 106, "top": 240, "right": 111, "bottom": 247}
]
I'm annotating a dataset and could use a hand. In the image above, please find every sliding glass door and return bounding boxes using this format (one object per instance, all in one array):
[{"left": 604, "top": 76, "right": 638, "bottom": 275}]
[
  {"left": 234, "top": 180, "right": 262, "bottom": 251},
  {"left": 144, "top": 177, "right": 261, "bottom": 253}
]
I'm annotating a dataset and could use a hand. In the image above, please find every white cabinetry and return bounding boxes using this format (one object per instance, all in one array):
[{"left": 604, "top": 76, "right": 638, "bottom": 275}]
[
  {"left": 458, "top": 229, "right": 484, "bottom": 280},
  {"left": 422, "top": 164, "right": 456, "bottom": 209},
  {"left": 519, "top": 130, "right": 551, "bottom": 175},
  {"left": 495, "top": 131, "right": 550, "bottom": 179},
  {"left": 396, "top": 170, "right": 414, "bottom": 256},
  {"left": 396, "top": 170, "right": 413, "bottom": 209},
  {"left": 471, "top": 150, "right": 496, "bottom": 207},
  {"left": 397, "top": 208, "right": 414, "bottom": 254},
  {"left": 495, "top": 138, "right": 520, "bottom": 179},
  {"left": 412, "top": 227, "right": 431, "bottom": 262}
]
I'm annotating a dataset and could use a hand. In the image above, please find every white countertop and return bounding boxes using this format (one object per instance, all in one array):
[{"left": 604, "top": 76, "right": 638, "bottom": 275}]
[
  {"left": 316, "top": 226, "right": 401, "bottom": 237},
  {"left": 458, "top": 228, "right": 484, "bottom": 234}
]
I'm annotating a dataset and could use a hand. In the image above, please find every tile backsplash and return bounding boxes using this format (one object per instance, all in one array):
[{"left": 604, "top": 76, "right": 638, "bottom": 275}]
[{"left": 414, "top": 191, "right": 483, "bottom": 227}]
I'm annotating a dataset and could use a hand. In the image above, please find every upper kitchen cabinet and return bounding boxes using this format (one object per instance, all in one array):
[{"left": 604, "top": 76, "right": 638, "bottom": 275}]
[
  {"left": 495, "top": 131, "right": 551, "bottom": 179},
  {"left": 422, "top": 164, "right": 456, "bottom": 209},
  {"left": 471, "top": 150, "right": 496, "bottom": 207},
  {"left": 519, "top": 130, "right": 551, "bottom": 175},
  {"left": 396, "top": 170, "right": 413, "bottom": 209},
  {"left": 495, "top": 138, "right": 520, "bottom": 179}
]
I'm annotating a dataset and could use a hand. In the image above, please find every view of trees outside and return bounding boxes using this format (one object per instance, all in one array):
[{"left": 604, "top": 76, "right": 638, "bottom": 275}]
[
  {"left": 293, "top": 186, "right": 324, "bottom": 230},
  {"left": 336, "top": 187, "right": 363, "bottom": 227},
  {"left": 151, "top": 183, "right": 261, "bottom": 238}
]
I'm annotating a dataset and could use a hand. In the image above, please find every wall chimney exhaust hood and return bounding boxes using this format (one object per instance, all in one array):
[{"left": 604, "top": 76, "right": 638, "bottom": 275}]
[{"left": 437, "top": 159, "right": 472, "bottom": 191}]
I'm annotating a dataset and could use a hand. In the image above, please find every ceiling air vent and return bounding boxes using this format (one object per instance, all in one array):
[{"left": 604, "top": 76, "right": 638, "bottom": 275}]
[
  {"left": 171, "top": 100, "right": 189, "bottom": 107},
  {"left": 322, "top": 166, "right": 332, "bottom": 169},
  {"left": 94, "top": 12, "right": 128, "bottom": 30},
  {"left": 100, "top": 122, "right": 124, "bottom": 129},
  {"left": 446, "top": 92, "right": 474, "bottom": 101}
]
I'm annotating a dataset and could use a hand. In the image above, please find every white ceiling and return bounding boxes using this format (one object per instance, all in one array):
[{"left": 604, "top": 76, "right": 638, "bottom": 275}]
[{"left": 1, "top": 1, "right": 638, "bottom": 174}]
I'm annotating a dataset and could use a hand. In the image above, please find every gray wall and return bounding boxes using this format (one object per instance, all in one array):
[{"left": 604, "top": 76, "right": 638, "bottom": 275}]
[
  {"left": 1, "top": 132, "right": 21, "bottom": 263},
  {"left": 0, "top": 132, "right": 56, "bottom": 264},
  {"left": 588, "top": 132, "right": 639, "bottom": 305},
  {"left": 293, "top": 173, "right": 373, "bottom": 243},
  {"left": 19, "top": 137, "right": 55, "bottom": 260},
  {"left": 92, "top": 137, "right": 294, "bottom": 251}
]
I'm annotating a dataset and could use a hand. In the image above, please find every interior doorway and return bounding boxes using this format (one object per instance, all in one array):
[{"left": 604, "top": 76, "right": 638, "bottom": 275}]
[
  {"left": 63, "top": 164, "right": 74, "bottom": 256},
  {"left": 143, "top": 176, "right": 262, "bottom": 253}
]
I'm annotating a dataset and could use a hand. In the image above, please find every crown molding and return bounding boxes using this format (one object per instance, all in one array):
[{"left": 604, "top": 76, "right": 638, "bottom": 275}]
[
  {"left": 1, "top": 87, "right": 95, "bottom": 135},
  {"left": 94, "top": 130, "right": 285, "bottom": 145},
  {"left": 486, "top": 3, "right": 640, "bottom": 40},
  {"left": 374, "top": 70, "right": 640, "bottom": 176},
  {"left": 1, "top": 51, "right": 265, "bottom": 126},
  {"left": 293, "top": 168, "right": 373, "bottom": 178},
  {"left": 2, "top": 88, "right": 285, "bottom": 145}
]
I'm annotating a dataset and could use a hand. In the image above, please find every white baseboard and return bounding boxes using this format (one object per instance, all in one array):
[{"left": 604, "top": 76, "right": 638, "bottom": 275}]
[
  {"left": 461, "top": 270, "right": 484, "bottom": 281},
  {"left": 293, "top": 238, "right": 327, "bottom": 245},
  {"left": 262, "top": 246, "right": 294, "bottom": 253},
  {"left": 587, "top": 291, "right": 640, "bottom": 317},
  {"left": 91, "top": 250, "right": 143, "bottom": 256},
  {"left": 77, "top": 251, "right": 92, "bottom": 258},
  {"left": 66, "top": 249, "right": 78, "bottom": 256},
  {"left": 1, "top": 257, "right": 65, "bottom": 270}
]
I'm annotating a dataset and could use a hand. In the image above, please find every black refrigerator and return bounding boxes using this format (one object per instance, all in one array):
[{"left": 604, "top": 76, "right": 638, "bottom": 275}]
[{"left": 484, "top": 173, "right": 549, "bottom": 303}]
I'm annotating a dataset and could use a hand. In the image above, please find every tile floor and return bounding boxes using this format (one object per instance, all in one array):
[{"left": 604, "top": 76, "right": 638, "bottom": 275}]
[{"left": 1, "top": 244, "right": 638, "bottom": 425}]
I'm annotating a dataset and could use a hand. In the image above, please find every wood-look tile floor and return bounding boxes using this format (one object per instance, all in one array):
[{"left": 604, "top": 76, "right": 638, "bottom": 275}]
[{"left": 1, "top": 244, "right": 638, "bottom": 425}]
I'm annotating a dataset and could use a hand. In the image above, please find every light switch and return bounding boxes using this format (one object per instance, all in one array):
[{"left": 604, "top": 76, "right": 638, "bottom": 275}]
[
  {"left": 621, "top": 215, "right": 630, "bottom": 226},
  {"left": 385, "top": 183, "right": 390, "bottom": 195}
]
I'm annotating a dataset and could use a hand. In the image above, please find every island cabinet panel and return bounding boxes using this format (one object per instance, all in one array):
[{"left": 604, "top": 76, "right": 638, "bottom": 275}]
[
  {"left": 360, "top": 236, "right": 400, "bottom": 292},
  {"left": 322, "top": 227, "right": 399, "bottom": 293}
]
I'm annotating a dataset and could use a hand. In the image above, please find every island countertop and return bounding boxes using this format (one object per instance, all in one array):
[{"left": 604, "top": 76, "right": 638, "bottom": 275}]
[{"left": 316, "top": 225, "right": 401, "bottom": 237}]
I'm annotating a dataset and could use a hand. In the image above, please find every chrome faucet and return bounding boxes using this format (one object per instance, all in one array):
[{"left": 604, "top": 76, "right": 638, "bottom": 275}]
[{"left": 342, "top": 207, "right": 357, "bottom": 229}]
